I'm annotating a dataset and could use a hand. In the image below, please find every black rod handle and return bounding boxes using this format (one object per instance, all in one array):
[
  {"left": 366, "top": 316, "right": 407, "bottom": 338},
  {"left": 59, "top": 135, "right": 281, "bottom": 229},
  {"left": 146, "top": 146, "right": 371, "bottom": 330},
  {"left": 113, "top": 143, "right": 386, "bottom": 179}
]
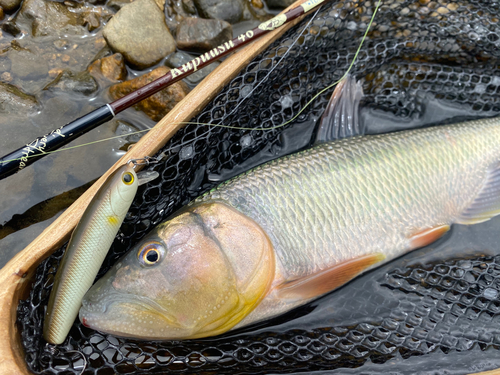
[{"left": 0, "top": 105, "right": 114, "bottom": 180}]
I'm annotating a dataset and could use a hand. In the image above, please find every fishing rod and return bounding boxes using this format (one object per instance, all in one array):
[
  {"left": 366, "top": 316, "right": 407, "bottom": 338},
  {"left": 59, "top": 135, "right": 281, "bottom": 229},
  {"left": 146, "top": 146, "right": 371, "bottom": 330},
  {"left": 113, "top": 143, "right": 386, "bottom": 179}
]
[{"left": 0, "top": 0, "right": 327, "bottom": 181}]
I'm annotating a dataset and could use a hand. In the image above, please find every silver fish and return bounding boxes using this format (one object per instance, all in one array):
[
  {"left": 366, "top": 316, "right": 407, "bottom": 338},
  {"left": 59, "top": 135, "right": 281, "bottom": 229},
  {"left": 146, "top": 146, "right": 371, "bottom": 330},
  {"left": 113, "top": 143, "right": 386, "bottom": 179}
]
[
  {"left": 79, "top": 115, "right": 500, "bottom": 340},
  {"left": 78, "top": 76, "right": 500, "bottom": 340}
]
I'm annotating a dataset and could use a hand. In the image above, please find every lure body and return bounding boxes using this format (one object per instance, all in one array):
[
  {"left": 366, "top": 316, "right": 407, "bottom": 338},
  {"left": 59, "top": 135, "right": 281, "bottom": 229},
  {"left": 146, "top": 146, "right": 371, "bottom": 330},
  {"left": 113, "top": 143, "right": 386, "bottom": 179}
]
[
  {"left": 80, "top": 117, "right": 500, "bottom": 340},
  {"left": 44, "top": 164, "right": 138, "bottom": 344}
]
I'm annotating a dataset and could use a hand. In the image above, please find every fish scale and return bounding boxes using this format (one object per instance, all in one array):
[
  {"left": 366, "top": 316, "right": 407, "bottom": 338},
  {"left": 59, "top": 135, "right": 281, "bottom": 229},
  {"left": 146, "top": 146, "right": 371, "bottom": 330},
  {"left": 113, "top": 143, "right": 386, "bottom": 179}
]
[
  {"left": 198, "top": 119, "right": 500, "bottom": 281},
  {"left": 81, "top": 117, "right": 500, "bottom": 340}
]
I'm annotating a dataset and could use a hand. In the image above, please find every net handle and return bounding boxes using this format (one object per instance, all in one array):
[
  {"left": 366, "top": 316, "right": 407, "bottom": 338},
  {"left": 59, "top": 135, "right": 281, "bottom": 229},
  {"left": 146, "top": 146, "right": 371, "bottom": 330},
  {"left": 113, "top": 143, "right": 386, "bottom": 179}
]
[{"left": 0, "top": 0, "right": 312, "bottom": 373}]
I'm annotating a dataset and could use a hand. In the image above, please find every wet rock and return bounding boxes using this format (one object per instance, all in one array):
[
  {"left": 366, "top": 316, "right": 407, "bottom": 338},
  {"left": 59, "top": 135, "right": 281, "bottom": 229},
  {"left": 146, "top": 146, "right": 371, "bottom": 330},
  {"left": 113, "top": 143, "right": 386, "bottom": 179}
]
[
  {"left": 109, "top": 66, "right": 190, "bottom": 121},
  {"left": 194, "top": 0, "right": 244, "bottom": 23},
  {"left": 0, "top": 82, "right": 39, "bottom": 114},
  {"left": 19, "top": 0, "right": 84, "bottom": 36},
  {"left": 0, "top": 6, "right": 4, "bottom": 19},
  {"left": 103, "top": 0, "right": 176, "bottom": 69},
  {"left": 166, "top": 51, "right": 219, "bottom": 84},
  {"left": 88, "top": 53, "right": 127, "bottom": 82},
  {"left": 176, "top": 17, "right": 232, "bottom": 52},
  {"left": 114, "top": 119, "right": 143, "bottom": 143},
  {"left": 1, "top": 20, "right": 21, "bottom": 36},
  {"left": 17, "top": 0, "right": 111, "bottom": 36},
  {"left": 106, "top": 0, "right": 133, "bottom": 11},
  {"left": 45, "top": 70, "right": 98, "bottom": 95},
  {"left": 0, "top": 0, "right": 21, "bottom": 12},
  {"left": 266, "top": 0, "right": 294, "bottom": 8},
  {"left": 8, "top": 47, "right": 49, "bottom": 79},
  {"left": 181, "top": 0, "right": 196, "bottom": 14}
]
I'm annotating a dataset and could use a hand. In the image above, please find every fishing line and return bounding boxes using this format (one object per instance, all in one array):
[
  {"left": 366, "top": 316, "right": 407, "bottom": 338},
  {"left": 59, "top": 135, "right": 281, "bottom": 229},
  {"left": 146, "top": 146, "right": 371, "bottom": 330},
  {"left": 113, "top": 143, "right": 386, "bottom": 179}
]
[{"left": 4, "top": 0, "right": 381, "bottom": 165}]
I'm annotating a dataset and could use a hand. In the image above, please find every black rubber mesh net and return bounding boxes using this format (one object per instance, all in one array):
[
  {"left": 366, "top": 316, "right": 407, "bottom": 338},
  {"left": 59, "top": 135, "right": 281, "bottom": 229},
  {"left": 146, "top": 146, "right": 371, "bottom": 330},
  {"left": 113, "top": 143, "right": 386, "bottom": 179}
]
[{"left": 16, "top": 0, "right": 500, "bottom": 373}]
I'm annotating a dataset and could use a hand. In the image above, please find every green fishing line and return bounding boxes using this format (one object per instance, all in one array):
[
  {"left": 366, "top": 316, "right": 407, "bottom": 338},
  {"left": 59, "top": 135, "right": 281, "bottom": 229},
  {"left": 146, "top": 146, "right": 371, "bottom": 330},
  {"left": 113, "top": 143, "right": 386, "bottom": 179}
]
[{"left": 5, "top": 0, "right": 381, "bottom": 164}]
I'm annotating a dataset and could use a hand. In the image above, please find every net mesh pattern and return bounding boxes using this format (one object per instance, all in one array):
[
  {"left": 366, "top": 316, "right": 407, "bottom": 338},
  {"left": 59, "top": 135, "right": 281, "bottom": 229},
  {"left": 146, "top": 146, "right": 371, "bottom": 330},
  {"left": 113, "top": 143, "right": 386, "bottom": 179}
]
[{"left": 17, "top": 0, "right": 500, "bottom": 372}]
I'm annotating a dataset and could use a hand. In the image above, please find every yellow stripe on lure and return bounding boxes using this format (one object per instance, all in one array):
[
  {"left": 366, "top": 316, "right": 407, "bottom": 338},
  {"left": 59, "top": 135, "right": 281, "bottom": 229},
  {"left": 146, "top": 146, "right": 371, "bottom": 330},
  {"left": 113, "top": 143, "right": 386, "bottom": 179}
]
[{"left": 44, "top": 164, "right": 140, "bottom": 344}]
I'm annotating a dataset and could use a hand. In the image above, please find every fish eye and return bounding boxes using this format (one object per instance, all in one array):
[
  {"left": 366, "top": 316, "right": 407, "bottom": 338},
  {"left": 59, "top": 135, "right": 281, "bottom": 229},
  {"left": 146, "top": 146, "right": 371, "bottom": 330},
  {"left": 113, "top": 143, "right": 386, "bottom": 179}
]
[
  {"left": 122, "top": 172, "right": 134, "bottom": 185},
  {"left": 138, "top": 242, "right": 165, "bottom": 266}
]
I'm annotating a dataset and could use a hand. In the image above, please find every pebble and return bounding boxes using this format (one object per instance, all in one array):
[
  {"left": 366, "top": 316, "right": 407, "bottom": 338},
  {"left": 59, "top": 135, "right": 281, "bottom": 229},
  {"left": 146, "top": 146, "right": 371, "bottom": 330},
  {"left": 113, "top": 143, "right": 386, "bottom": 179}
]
[
  {"left": 45, "top": 70, "right": 98, "bottom": 96},
  {"left": 108, "top": 66, "right": 190, "bottom": 121},
  {"left": 194, "top": 0, "right": 244, "bottom": 24},
  {"left": 176, "top": 17, "right": 232, "bottom": 52},
  {"left": 103, "top": 0, "right": 176, "bottom": 69},
  {"left": 88, "top": 53, "right": 127, "bottom": 82},
  {"left": 18, "top": 0, "right": 84, "bottom": 36},
  {"left": 0, "top": 81, "right": 39, "bottom": 115},
  {"left": 0, "top": 0, "right": 21, "bottom": 12},
  {"left": 266, "top": 0, "right": 294, "bottom": 8}
]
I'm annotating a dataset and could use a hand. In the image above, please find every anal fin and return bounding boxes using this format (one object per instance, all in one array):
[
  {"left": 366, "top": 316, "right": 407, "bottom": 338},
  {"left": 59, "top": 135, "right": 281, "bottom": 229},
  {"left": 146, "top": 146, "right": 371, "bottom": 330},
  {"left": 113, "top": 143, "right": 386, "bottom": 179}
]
[
  {"left": 275, "top": 253, "right": 385, "bottom": 301},
  {"left": 458, "top": 161, "right": 500, "bottom": 225}
]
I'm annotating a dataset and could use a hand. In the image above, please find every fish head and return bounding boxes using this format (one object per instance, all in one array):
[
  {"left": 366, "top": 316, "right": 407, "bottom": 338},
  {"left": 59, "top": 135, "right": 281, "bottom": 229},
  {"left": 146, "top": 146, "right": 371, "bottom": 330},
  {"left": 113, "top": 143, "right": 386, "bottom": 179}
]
[{"left": 80, "top": 202, "right": 275, "bottom": 340}]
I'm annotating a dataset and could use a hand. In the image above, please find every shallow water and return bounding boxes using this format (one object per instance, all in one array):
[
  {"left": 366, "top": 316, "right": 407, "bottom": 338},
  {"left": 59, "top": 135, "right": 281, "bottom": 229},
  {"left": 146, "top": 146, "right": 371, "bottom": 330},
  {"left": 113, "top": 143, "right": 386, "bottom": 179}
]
[{"left": 7, "top": 0, "right": 500, "bottom": 372}]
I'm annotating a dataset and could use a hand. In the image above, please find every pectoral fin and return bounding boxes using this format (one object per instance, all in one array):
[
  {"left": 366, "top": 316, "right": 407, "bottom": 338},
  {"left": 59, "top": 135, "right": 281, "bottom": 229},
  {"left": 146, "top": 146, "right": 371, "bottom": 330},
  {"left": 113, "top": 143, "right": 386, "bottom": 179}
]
[{"left": 275, "top": 253, "right": 385, "bottom": 301}]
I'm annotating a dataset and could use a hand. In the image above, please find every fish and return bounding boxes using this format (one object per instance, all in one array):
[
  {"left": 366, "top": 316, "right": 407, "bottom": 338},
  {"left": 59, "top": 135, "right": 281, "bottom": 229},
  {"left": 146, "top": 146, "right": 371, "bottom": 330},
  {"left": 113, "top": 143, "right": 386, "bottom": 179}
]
[
  {"left": 79, "top": 76, "right": 500, "bottom": 340},
  {"left": 44, "top": 163, "right": 140, "bottom": 345}
]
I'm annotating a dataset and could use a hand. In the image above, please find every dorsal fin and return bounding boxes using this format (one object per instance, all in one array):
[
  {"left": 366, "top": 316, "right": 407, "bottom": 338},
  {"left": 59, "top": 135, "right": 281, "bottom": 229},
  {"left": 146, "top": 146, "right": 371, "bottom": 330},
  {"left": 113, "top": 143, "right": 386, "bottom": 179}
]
[
  {"left": 315, "top": 74, "right": 364, "bottom": 144},
  {"left": 457, "top": 161, "right": 500, "bottom": 224}
]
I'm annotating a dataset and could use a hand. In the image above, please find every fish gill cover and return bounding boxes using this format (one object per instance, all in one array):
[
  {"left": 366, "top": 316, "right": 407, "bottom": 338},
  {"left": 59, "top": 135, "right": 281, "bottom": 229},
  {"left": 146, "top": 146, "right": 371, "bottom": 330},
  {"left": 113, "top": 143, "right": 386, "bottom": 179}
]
[{"left": 17, "top": 0, "right": 500, "bottom": 373}]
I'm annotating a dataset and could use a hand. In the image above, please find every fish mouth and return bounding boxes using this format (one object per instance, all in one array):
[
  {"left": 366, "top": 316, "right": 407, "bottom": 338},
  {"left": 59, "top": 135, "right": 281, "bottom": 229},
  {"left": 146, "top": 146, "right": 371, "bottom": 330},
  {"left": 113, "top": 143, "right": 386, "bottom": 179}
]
[{"left": 80, "top": 290, "right": 181, "bottom": 329}]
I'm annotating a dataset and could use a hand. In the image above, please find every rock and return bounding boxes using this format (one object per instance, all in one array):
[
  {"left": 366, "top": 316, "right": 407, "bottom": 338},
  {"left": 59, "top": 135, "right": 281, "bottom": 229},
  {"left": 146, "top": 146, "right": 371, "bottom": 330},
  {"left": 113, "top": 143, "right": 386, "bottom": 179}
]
[
  {"left": 176, "top": 17, "right": 232, "bottom": 52},
  {"left": 103, "top": 0, "right": 176, "bottom": 69},
  {"left": 8, "top": 47, "right": 49, "bottom": 79},
  {"left": 181, "top": 0, "right": 196, "bottom": 14},
  {"left": 0, "top": 82, "right": 39, "bottom": 115},
  {"left": 0, "top": 6, "right": 4, "bottom": 19},
  {"left": 106, "top": 0, "right": 133, "bottom": 11},
  {"left": 0, "top": 0, "right": 21, "bottom": 12},
  {"left": 88, "top": 53, "right": 127, "bottom": 82},
  {"left": 266, "top": 0, "right": 294, "bottom": 8},
  {"left": 194, "top": 0, "right": 244, "bottom": 23},
  {"left": 1, "top": 20, "right": 21, "bottom": 36},
  {"left": 114, "top": 119, "right": 143, "bottom": 143},
  {"left": 109, "top": 66, "right": 190, "bottom": 121},
  {"left": 45, "top": 70, "right": 98, "bottom": 95},
  {"left": 17, "top": 0, "right": 111, "bottom": 36},
  {"left": 166, "top": 51, "right": 219, "bottom": 84},
  {"left": 19, "top": 0, "right": 84, "bottom": 36}
]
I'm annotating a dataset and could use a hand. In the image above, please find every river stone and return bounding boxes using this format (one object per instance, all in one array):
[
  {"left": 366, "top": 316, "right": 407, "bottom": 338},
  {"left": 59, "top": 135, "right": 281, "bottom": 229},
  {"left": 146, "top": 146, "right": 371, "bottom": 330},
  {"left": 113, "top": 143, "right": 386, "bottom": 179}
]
[
  {"left": 194, "top": 0, "right": 243, "bottom": 23},
  {"left": 108, "top": 66, "right": 190, "bottom": 121},
  {"left": 0, "top": 82, "right": 39, "bottom": 115},
  {"left": 0, "top": 0, "right": 21, "bottom": 12},
  {"left": 176, "top": 17, "right": 232, "bottom": 52},
  {"left": 266, "top": 0, "right": 294, "bottom": 8},
  {"left": 103, "top": 0, "right": 176, "bottom": 69},
  {"left": 88, "top": 53, "right": 127, "bottom": 82},
  {"left": 19, "top": 0, "right": 84, "bottom": 36},
  {"left": 45, "top": 70, "right": 98, "bottom": 95}
]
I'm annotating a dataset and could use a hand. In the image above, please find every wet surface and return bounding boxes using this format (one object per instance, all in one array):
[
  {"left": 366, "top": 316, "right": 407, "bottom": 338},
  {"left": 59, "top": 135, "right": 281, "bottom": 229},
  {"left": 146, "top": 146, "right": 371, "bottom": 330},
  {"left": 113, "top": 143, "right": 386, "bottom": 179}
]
[{"left": 8, "top": 0, "right": 500, "bottom": 372}]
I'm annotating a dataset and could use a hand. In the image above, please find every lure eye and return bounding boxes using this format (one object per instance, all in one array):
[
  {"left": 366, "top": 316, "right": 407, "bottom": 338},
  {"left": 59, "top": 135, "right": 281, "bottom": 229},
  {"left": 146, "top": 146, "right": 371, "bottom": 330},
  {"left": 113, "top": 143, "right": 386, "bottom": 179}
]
[
  {"left": 138, "top": 242, "right": 165, "bottom": 266},
  {"left": 122, "top": 172, "right": 134, "bottom": 185}
]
